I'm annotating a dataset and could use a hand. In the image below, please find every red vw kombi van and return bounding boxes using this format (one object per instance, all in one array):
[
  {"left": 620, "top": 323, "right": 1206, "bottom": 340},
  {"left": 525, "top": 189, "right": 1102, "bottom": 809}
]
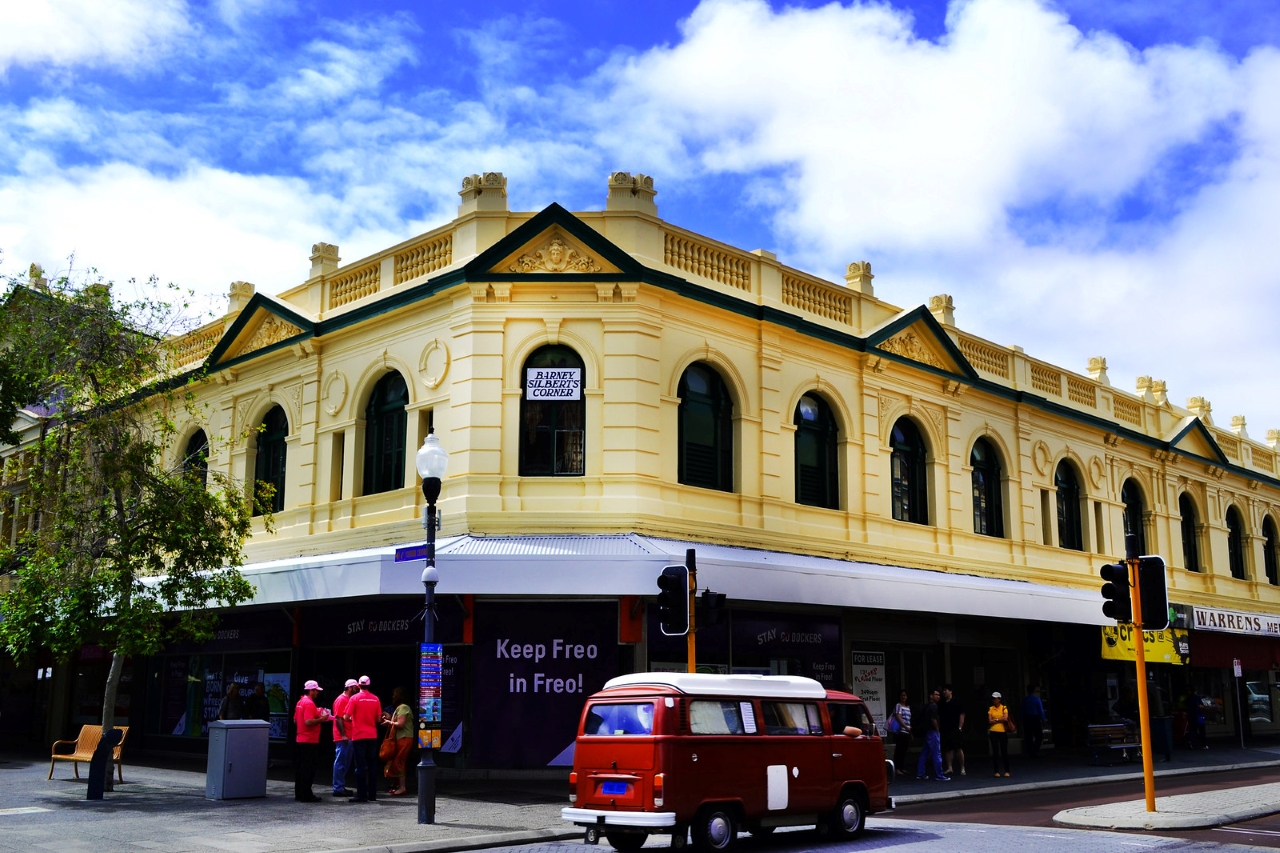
[{"left": 562, "top": 673, "right": 892, "bottom": 851}]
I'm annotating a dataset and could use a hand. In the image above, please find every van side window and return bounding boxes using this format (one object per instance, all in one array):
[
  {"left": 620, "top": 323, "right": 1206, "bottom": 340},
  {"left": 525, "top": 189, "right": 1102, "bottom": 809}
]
[
  {"left": 584, "top": 703, "right": 655, "bottom": 736},
  {"left": 689, "top": 700, "right": 746, "bottom": 734},
  {"left": 829, "top": 702, "right": 873, "bottom": 734},
  {"left": 761, "top": 701, "right": 823, "bottom": 735}
]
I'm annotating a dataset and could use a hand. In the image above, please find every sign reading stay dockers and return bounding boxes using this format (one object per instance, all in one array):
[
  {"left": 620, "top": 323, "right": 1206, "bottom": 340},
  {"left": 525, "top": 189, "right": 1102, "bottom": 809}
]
[{"left": 471, "top": 601, "right": 617, "bottom": 768}]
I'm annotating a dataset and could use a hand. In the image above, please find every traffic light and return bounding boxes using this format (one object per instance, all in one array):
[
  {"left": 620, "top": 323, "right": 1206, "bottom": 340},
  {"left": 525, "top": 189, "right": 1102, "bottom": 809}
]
[
  {"left": 1100, "top": 562, "right": 1132, "bottom": 623},
  {"left": 700, "top": 590, "right": 727, "bottom": 627},
  {"left": 1137, "top": 555, "right": 1169, "bottom": 630},
  {"left": 656, "top": 565, "right": 690, "bottom": 636}
]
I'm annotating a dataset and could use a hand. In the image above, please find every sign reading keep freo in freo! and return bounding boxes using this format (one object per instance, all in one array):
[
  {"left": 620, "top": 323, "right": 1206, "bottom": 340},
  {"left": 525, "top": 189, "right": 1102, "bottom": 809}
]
[
  {"left": 471, "top": 602, "right": 616, "bottom": 769},
  {"left": 525, "top": 368, "right": 581, "bottom": 400}
]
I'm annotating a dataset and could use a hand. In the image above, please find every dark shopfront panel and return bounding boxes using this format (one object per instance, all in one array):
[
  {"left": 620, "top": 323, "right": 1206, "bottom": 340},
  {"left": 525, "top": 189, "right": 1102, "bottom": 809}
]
[
  {"left": 646, "top": 607, "right": 843, "bottom": 688},
  {"left": 471, "top": 600, "right": 620, "bottom": 769},
  {"left": 141, "top": 608, "right": 294, "bottom": 754}
]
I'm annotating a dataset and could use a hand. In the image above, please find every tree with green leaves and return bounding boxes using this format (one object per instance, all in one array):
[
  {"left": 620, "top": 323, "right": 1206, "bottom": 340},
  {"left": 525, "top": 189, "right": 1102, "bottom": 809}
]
[{"left": 0, "top": 268, "right": 261, "bottom": 792}]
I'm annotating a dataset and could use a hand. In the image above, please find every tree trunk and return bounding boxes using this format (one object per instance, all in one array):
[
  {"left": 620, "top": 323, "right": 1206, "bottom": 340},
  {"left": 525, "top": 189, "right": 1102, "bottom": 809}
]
[{"left": 101, "top": 651, "right": 125, "bottom": 793}]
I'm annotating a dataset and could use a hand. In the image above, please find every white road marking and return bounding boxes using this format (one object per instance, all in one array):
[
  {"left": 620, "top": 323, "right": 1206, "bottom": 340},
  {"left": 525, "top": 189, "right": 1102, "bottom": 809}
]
[
  {"left": 0, "top": 807, "right": 51, "bottom": 816},
  {"left": 1215, "top": 826, "right": 1280, "bottom": 838}
]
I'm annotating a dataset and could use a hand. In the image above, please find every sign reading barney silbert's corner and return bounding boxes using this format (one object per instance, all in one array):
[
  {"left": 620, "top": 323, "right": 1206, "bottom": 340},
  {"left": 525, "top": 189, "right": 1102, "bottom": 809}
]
[{"left": 525, "top": 367, "right": 581, "bottom": 400}]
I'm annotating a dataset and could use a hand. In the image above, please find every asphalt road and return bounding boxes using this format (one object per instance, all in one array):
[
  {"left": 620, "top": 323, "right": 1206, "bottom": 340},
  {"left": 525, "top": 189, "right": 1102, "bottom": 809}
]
[
  {"left": 494, "top": 819, "right": 1262, "bottom": 853},
  {"left": 892, "top": 764, "right": 1280, "bottom": 848}
]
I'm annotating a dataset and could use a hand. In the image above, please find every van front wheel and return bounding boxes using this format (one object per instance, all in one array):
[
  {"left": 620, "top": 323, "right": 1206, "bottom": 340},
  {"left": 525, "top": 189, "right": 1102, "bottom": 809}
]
[
  {"left": 693, "top": 806, "right": 738, "bottom": 851},
  {"left": 828, "top": 792, "right": 866, "bottom": 838},
  {"left": 606, "top": 831, "right": 648, "bottom": 851}
]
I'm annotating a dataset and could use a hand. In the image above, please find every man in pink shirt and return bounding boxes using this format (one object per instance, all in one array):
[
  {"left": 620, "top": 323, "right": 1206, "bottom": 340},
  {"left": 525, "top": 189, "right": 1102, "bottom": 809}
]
[
  {"left": 293, "top": 679, "right": 329, "bottom": 802},
  {"left": 331, "top": 678, "right": 359, "bottom": 797},
  {"left": 348, "top": 675, "right": 382, "bottom": 803}
]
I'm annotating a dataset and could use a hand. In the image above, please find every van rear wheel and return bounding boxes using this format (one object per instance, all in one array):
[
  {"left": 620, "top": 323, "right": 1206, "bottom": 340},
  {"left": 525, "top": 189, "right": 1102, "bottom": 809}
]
[
  {"left": 606, "top": 831, "right": 648, "bottom": 851},
  {"left": 693, "top": 806, "right": 738, "bottom": 851},
  {"left": 828, "top": 791, "right": 866, "bottom": 838}
]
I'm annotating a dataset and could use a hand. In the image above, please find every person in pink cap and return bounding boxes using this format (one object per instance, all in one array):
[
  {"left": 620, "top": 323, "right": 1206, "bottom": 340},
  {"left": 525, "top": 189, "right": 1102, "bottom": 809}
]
[
  {"left": 331, "top": 678, "right": 360, "bottom": 796},
  {"left": 347, "top": 675, "right": 382, "bottom": 803},
  {"left": 294, "top": 679, "right": 330, "bottom": 802}
]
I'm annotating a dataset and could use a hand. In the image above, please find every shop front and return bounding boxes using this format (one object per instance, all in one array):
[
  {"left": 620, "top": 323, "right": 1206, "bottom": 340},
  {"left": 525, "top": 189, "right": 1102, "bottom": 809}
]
[{"left": 1188, "top": 605, "right": 1280, "bottom": 742}]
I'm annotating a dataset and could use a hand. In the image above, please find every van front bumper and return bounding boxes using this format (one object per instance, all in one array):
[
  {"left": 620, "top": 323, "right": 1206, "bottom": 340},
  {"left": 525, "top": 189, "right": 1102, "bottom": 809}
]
[{"left": 562, "top": 807, "right": 678, "bottom": 828}]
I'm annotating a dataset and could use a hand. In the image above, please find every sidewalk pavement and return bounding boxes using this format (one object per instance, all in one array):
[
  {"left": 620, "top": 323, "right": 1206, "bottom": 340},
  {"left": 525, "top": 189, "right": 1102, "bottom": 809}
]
[
  {"left": 0, "top": 753, "right": 577, "bottom": 853},
  {"left": 3, "top": 743, "right": 1280, "bottom": 853},
  {"left": 1054, "top": 781, "right": 1280, "bottom": 830}
]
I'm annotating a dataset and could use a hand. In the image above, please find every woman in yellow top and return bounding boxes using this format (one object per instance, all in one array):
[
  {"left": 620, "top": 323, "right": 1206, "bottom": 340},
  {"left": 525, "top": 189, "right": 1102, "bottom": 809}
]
[
  {"left": 381, "top": 687, "right": 415, "bottom": 796},
  {"left": 987, "top": 692, "right": 1012, "bottom": 777}
]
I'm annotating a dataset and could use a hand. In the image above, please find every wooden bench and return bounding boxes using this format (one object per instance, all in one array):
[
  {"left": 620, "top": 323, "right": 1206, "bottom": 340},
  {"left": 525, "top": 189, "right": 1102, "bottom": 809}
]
[
  {"left": 49, "top": 725, "right": 129, "bottom": 782},
  {"left": 1086, "top": 722, "right": 1137, "bottom": 765}
]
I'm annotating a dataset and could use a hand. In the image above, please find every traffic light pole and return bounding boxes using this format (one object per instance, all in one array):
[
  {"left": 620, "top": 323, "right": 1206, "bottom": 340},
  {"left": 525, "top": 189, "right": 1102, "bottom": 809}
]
[
  {"left": 1127, "top": 538, "right": 1157, "bottom": 813},
  {"left": 686, "top": 549, "right": 697, "bottom": 674}
]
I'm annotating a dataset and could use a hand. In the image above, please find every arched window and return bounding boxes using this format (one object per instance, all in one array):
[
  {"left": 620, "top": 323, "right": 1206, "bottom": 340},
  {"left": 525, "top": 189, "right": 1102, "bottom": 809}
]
[
  {"left": 970, "top": 438, "right": 1003, "bottom": 537},
  {"left": 520, "top": 345, "right": 585, "bottom": 476},
  {"left": 1227, "top": 506, "right": 1247, "bottom": 580},
  {"left": 1121, "top": 478, "right": 1147, "bottom": 555},
  {"left": 890, "top": 418, "right": 928, "bottom": 525},
  {"left": 184, "top": 429, "right": 209, "bottom": 486},
  {"left": 363, "top": 372, "right": 409, "bottom": 495},
  {"left": 254, "top": 406, "right": 288, "bottom": 515},
  {"left": 1179, "top": 493, "right": 1201, "bottom": 572},
  {"left": 1264, "top": 516, "right": 1279, "bottom": 586},
  {"left": 794, "top": 393, "right": 838, "bottom": 509},
  {"left": 1055, "top": 461, "right": 1083, "bottom": 551},
  {"left": 678, "top": 363, "right": 733, "bottom": 492}
]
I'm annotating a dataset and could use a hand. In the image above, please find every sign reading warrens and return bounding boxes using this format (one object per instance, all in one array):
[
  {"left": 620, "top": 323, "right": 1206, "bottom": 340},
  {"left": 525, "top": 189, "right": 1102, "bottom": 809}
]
[
  {"left": 1192, "top": 606, "right": 1280, "bottom": 637},
  {"left": 526, "top": 368, "right": 581, "bottom": 400},
  {"left": 1101, "top": 626, "right": 1189, "bottom": 665}
]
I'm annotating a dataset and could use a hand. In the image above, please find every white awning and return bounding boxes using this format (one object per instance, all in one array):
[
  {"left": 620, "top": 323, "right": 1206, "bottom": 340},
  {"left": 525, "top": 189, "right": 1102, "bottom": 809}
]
[{"left": 239, "top": 534, "right": 1108, "bottom": 627}]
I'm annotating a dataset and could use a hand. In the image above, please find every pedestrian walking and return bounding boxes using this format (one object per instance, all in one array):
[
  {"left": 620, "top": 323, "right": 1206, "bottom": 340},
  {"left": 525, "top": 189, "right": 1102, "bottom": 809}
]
[
  {"left": 939, "top": 683, "right": 966, "bottom": 776},
  {"left": 382, "top": 687, "right": 415, "bottom": 796},
  {"left": 293, "top": 679, "right": 330, "bottom": 802},
  {"left": 1021, "top": 684, "right": 1045, "bottom": 758},
  {"left": 331, "top": 678, "right": 359, "bottom": 797},
  {"left": 243, "top": 682, "right": 270, "bottom": 722},
  {"left": 915, "top": 688, "right": 949, "bottom": 781},
  {"left": 889, "top": 689, "right": 913, "bottom": 777},
  {"left": 988, "top": 691, "right": 1012, "bottom": 777},
  {"left": 348, "top": 675, "right": 382, "bottom": 803},
  {"left": 216, "top": 682, "right": 242, "bottom": 720}
]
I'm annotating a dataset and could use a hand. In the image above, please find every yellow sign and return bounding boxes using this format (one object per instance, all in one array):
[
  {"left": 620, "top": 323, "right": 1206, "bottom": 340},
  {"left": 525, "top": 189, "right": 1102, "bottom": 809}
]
[
  {"left": 417, "top": 728, "right": 441, "bottom": 749},
  {"left": 1100, "top": 625, "right": 1189, "bottom": 665}
]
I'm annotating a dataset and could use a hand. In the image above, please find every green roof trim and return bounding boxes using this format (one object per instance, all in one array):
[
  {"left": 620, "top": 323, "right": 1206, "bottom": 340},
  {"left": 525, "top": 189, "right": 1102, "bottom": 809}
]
[{"left": 188, "top": 205, "right": 1280, "bottom": 492}]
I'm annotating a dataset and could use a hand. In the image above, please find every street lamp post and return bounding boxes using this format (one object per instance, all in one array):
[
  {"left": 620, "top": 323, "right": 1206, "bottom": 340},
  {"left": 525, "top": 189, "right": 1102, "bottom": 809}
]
[{"left": 415, "top": 429, "right": 448, "bottom": 825}]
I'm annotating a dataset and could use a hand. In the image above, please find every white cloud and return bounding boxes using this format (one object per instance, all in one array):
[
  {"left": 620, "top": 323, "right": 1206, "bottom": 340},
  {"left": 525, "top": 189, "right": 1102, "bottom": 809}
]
[
  {"left": 0, "top": 160, "right": 408, "bottom": 317},
  {"left": 0, "top": 0, "right": 192, "bottom": 73},
  {"left": 3, "top": 0, "right": 1280, "bottom": 431}
]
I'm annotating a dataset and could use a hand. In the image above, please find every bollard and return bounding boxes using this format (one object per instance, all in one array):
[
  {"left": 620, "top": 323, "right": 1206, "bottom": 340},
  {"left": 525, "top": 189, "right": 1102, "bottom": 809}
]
[{"left": 86, "top": 729, "right": 123, "bottom": 800}]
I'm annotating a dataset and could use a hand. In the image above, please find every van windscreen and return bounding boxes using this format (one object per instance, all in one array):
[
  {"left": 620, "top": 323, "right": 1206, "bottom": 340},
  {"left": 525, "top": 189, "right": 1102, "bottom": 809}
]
[{"left": 584, "top": 703, "right": 655, "bottom": 736}]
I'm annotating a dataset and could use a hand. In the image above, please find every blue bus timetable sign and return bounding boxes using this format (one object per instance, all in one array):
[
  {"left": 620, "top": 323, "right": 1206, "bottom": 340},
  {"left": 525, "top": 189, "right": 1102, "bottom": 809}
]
[{"left": 419, "top": 642, "right": 443, "bottom": 749}]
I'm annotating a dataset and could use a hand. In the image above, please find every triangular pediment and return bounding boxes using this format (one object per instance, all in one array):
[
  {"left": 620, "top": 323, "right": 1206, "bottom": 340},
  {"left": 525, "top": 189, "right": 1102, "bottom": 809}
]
[
  {"left": 487, "top": 227, "right": 623, "bottom": 275},
  {"left": 206, "top": 296, "right": 314, "bottom": 367},
  {"left": 464, "top": 203, "right": 645, "bottom": 281},
  {"left": 864, "top": 307, "right": 977, "bottom": 381},
  {"left": 1169, "top": 417, "right": 1230, "bottom": 466}
]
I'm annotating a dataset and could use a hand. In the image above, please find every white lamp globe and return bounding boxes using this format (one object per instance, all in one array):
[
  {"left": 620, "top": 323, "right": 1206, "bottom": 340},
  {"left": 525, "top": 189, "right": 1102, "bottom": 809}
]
[{"left": 416, "top": 432, "right": 449, "bottom": 480}]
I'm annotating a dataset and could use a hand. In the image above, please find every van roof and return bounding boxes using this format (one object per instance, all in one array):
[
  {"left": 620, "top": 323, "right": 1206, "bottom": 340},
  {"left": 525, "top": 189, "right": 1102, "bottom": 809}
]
[{"left": 602, "top": 672, "right": 828, "bottom": 699}]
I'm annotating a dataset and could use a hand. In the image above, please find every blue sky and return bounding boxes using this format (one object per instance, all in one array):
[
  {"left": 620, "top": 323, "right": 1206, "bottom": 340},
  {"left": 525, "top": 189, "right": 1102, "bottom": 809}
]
[{"left": 3, "top": 0, "right": 1280, "bottom": 434}]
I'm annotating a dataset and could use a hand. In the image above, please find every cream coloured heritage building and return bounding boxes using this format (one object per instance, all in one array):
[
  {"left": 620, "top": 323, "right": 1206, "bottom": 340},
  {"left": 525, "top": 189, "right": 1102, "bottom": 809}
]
[{"left": 6, "top": 172, "right": 1280, "bottom": 765}]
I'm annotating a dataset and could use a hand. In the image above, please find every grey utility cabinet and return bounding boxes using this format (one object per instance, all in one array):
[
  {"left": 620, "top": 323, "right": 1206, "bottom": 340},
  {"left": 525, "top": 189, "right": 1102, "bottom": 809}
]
[{"left": 206, "top": 719, "right": 271, "bottom": 799}]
